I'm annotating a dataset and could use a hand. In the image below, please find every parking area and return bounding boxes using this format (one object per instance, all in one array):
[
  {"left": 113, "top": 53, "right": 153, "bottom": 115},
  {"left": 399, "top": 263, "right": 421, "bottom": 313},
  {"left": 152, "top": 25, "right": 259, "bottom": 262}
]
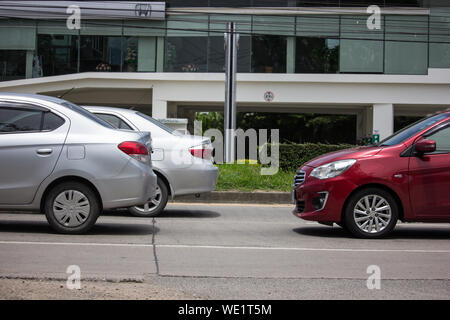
[{"left": 0, "top": 203, "right": 449, "bottom": 299}]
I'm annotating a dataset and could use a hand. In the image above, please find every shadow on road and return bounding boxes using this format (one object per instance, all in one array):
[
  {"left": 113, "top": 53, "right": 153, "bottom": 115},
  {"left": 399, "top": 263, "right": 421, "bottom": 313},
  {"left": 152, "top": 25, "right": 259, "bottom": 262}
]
[
  {"left": 0, "top": 220, "right": 159, "bottom": 236},
  {"left": 158, "top": 209, "right": 221, "bottom": 219},
  {"left": 103, "top": 209, "right": 221, "bottom": 219},
  {"left": 88, "top": 223, "right": 158, "bottom": 236},
  {"left": 293, "top": 225, "right": 450, "bottom": 239},
  {"left": 293, "top": 226, "right": 349, "bottom": 238}
]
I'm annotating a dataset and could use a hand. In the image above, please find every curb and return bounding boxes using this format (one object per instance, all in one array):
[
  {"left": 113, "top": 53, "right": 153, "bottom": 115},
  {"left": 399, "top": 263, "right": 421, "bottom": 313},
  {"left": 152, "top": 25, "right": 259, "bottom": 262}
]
[{"left": 171, "top": 191, "right": 291, "bottom": 204}]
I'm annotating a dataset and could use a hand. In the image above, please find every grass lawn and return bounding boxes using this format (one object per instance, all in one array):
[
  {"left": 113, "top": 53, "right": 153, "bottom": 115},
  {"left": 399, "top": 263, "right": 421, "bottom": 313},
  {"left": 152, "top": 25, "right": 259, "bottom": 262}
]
[{"left": 215, "top": 163, "right": 295, "bottom": 192}]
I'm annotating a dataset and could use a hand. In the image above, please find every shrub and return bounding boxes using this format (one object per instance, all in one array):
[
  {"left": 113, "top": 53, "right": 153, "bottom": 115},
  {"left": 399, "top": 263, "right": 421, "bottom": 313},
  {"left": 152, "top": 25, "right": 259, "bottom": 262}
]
[{"left": 269, "top": 143, "right": 356, "bottom": 171}]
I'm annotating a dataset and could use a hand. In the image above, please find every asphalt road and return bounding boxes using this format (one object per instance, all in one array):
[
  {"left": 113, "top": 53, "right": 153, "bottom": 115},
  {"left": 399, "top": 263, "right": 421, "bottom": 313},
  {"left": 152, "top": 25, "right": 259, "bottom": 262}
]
[{"left": 0, "top": 203, "right": 449, "bottom": 299}]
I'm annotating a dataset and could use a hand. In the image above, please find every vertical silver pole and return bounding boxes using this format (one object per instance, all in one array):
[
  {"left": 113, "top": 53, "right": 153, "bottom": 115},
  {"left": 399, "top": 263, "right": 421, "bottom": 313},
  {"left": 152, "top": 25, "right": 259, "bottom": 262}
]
[{"left": 224, "top": 22, "right": 238, "bottom": 163}]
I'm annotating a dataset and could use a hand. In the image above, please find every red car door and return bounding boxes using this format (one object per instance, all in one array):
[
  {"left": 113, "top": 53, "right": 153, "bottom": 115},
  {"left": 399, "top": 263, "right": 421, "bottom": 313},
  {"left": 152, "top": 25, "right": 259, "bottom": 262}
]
[{"left": 409, "top": 123, "right": 450, "bottom": 219}]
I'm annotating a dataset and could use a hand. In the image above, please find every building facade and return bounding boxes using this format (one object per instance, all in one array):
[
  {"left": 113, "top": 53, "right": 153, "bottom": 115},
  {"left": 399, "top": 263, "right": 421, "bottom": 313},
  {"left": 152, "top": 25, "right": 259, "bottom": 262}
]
[{"left": 1, "top": 0, "right": 450, "bottom": 140}]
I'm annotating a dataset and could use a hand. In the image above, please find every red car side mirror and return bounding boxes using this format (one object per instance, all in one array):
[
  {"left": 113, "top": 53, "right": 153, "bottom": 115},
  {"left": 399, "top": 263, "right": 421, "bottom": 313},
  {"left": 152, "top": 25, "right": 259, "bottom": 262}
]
[{"left": 415, "top": 139, "right": 436, "bottom": 154}]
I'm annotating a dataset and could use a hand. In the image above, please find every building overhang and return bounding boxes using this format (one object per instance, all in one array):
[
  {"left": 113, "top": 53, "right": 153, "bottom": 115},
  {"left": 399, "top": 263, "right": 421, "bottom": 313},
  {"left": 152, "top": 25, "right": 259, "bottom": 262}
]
[{"left": 1, "top": 69, "right": 450, "bottom": 108}]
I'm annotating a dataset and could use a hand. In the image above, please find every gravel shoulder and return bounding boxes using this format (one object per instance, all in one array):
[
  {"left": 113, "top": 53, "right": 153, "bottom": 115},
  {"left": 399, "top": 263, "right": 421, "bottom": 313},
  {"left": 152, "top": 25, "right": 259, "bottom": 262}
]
[{"left": 0, "top": 278, "right": 199, "bottom": 300}]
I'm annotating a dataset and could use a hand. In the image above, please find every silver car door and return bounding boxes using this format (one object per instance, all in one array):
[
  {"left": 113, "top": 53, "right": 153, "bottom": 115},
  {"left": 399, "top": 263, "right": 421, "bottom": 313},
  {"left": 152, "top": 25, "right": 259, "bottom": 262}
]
[{"left": 0, "top": 102, "right": 69, "bottom": 205}]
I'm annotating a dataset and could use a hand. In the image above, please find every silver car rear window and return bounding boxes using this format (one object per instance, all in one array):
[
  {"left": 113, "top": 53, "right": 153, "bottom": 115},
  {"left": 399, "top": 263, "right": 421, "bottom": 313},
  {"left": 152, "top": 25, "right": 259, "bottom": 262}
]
[
  {"left": 136, "top": 112, "right": 179, "bottom": 135},
  {"left": 61, "top": 102, "right": 113, "bottom": 128}
]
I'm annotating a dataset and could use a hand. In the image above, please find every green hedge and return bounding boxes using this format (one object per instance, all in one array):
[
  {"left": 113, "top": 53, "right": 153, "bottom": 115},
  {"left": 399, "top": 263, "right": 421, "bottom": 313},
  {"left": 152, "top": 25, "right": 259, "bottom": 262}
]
[{"left": 275, "top": 143, "right": 355, "bottom": 171}]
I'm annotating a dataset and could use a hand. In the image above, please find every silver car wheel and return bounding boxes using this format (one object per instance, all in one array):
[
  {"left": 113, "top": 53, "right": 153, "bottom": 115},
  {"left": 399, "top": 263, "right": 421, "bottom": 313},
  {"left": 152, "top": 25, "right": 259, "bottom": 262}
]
[
  {"left": 53, "top": 190, "right": 91, "bottom": 227},
  {"left": 133, "top": 186, "right": 162, "bottom": 213},
  {"left": 353, "top": 195, "right": 392, "bottom": 234}
]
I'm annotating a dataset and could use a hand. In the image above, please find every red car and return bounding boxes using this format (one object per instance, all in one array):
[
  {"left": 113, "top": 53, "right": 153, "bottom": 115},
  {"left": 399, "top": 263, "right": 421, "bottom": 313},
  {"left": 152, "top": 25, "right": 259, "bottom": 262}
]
[{"left": 293, "top": 111, "right": 450, "bottom": 238}]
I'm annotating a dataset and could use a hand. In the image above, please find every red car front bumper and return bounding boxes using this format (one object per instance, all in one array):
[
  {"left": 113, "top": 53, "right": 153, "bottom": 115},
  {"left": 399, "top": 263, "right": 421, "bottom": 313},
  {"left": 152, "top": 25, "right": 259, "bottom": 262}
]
[{"left": 292, "top": 166, "right": 358, "bottom": 223}]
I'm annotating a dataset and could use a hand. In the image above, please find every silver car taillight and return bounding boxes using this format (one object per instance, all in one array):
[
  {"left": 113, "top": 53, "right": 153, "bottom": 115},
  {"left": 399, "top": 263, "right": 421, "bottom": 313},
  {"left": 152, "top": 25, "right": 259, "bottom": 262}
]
[
  {"left": 189, "top": 143, "right": 212, "bottom": 160},
  {"left": 118, "top": 141, "right": 150, "bottom": 164}
]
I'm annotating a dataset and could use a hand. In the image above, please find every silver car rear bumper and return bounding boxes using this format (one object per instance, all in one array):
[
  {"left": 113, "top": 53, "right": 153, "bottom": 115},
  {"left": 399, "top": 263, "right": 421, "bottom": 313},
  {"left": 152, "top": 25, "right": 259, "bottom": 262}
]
[
  {"left": 166, "top": 163, "right": 218, "bottom": 197},
  {"left": 98, "top": 160, "right": 157, "bottom": 209}
]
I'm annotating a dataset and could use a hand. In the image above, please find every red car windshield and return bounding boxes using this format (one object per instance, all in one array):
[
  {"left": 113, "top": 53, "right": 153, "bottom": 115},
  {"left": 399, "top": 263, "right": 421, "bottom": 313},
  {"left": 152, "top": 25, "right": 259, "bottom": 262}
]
[{"left": 379, "top": 113, "right": 449, "bottom": 147}]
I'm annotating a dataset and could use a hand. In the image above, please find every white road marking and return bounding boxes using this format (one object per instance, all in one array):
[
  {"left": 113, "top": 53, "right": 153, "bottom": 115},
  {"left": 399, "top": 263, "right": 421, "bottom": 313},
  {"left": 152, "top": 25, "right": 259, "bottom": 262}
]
[{"left": 0, "top": 240, "right": 449, "bottom": 254}]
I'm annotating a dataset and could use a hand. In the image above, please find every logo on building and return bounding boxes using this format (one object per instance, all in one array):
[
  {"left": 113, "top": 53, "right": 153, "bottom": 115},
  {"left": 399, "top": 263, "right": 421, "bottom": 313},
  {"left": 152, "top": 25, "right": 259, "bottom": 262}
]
[
  {"left": 135, "top": 3, "right": 152, "bottom": 17},
  {"left": 264, "top": 91, "right": 274, "bottom": 102}
]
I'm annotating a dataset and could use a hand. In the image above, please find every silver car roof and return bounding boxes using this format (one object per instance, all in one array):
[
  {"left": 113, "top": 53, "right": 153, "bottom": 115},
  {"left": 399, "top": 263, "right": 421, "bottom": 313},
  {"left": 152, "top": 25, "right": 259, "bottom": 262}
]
[{"left": 0, "top": 92, "right": 68, "bottom": 105}]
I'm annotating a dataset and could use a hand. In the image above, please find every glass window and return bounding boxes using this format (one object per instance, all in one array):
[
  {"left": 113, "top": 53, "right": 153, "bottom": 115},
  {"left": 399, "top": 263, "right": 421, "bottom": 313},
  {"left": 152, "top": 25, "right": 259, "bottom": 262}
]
[
  {"left": 0, "top": 107, "right": 42, "bottom": 133},
  {"left": 62, "top": 102, "right": 113, "bottom": 128},
  {"left": 253, "top": 15, "right": 295, "bottom": 36},
  {"left": 252, "top": 0, "right": 288, "bottom": 6},
  {"left": 0, "top": 20, "right": 35, "bottom": 51},
  {"left": 38, "top": 34, "right": 78, "bottom": 76},
  {"left": 296, "top": 37, "right": 339, "bottom": 73},
  {"left": 251, "top": 35, "right": 287, "bottom": 73},
  {"left": 0, "top": 50, "right": 26, "bottom": 81},
  {"left": 429, "top": 8, "right": 450, "bottom": 68},
  {"left": 209, "top": 14, "right": 252, "bottom": 73},
  {"left": 42, "top": 112, "right": 65, "bottom": 131},
  {"left": 208, "top": 36, "right": 225, "bottom": 72},
  {"left": 166, "top": 0, "right": 208, "bottom": 7},
  {"left": 137, "top": 112, "right": 178, "bottom": 134},
  {"left": 123, "top": 37, "right": 139, "bottom": 72},
  {"left": 80, "top": 36, "right": 123, "bottom": 72},
  {"left": 427, "top": 125, "right": 450, "bottom": 153},
  {"left": 296, "top": 15, "right": 339, "bottom": 38},
  {"left": 379, "top": 113, "right": 449, "bottom": 146},
  {"left": 166, "top": 37, "right": 207, "bottom": 72},
  {"left": 95, "top": 113, "right": 133, "bottom": 130},
  {"left": 296, "top": 0, "right": 420, "bottom": 6},
  {"left": 339, "top": 15, "right": 384, "bottom": 73},
  {"left": 210, "top": 0, "right": 252, "bottom": 6},
  {"left": 384, "top": 15, "right": 428, "bottom": 75}
]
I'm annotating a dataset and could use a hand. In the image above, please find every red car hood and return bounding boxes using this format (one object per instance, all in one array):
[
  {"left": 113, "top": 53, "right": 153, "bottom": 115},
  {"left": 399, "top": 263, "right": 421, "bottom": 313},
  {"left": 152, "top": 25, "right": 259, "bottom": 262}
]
[{"left": 304, "top": 146, "right": 383, "bottom": 168}]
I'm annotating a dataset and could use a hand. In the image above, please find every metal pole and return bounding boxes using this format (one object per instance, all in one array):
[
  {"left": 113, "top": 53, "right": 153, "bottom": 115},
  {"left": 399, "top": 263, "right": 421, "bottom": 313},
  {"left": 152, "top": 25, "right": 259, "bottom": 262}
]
[{"left": 224, "top": 22, "right": 238, "bottom": 163}]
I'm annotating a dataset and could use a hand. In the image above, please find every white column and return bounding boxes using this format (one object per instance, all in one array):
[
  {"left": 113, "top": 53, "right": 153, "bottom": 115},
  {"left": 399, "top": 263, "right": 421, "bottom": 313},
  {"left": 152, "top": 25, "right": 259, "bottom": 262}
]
[
  {"left": 373, "top": 103, "right": 394, "bottom": 141},
  {"left": 152, "top": 98, "right": 167, "bottom": 119}
]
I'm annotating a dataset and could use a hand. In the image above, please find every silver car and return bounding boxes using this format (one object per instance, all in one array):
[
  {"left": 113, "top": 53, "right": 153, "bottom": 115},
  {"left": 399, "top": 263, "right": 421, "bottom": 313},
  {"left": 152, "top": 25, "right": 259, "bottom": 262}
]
[
  {"left": 84, "top": 106, "right": 218, "bottom": 217},
  {"left": 0, "top": 93, "right": 157, "bottom": 234}
]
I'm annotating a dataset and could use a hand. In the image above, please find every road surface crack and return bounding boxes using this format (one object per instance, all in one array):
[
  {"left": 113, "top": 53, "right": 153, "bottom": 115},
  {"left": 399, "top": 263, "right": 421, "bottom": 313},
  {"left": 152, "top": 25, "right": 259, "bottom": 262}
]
[{"left": 151, "top": 217, "right": 160, "bottom": 276}]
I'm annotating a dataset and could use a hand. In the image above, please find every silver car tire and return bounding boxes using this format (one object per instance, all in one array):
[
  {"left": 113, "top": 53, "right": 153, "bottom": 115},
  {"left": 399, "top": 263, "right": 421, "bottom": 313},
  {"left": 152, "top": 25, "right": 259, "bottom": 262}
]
[
  {"left": 44, "top": 182, "right": 100, "bottom": 234},
  {"left": 128, "top": 178, "right": 168, "bottom": 217},
  {"left": 344, "top": 188, "right": 398, "bottom": 239}
]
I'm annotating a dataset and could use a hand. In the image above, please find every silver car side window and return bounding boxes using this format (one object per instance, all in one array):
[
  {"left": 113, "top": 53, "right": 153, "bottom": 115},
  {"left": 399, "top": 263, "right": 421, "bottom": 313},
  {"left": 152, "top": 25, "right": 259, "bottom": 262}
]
[
  {"left": 0, "top": 105, "right": 65, "bottom": 133},
  {"left": 0, "top": 107, "right": 42, "bottom": 133}
]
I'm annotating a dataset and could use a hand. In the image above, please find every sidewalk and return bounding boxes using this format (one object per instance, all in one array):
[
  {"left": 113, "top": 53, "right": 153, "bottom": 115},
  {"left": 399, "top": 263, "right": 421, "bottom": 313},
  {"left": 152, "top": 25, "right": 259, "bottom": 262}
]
[{"left": 171, "top": 191, "right": 291, "bottom": 205}]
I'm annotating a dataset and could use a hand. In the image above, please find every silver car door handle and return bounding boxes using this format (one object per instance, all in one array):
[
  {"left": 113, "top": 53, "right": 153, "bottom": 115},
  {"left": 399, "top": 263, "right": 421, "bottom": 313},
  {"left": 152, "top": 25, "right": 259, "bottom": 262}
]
[{"left": 36, "top": 148, "right": 53, "bottom": 155}]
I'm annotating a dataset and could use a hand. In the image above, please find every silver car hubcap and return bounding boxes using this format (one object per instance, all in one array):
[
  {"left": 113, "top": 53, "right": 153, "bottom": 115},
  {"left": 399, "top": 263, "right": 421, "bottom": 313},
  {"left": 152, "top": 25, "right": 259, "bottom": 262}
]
[
  {"left": 53, "top": 190, "right": 90, "bottom": 227},
  {"left": 353, "top": 195, "right": 391, "bottom": 234},
  {"left": 134, "top": 186, "right": 162, "bottom": 213}
]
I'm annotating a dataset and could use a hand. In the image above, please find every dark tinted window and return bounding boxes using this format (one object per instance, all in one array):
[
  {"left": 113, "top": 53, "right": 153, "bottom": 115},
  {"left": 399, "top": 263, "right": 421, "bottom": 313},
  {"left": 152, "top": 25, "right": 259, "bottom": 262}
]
[
  {"left": 251, "top": 35, "right": 287, "bottom": 73},
  {"left": 296, "top": 37, "right": 339, "bottom": 73},
  {"left": 95, "top": 113, "right": 133, "bottom": 130},
  {"left": 0, "top": 107, "right": 42, "bottom": 132},
  {"left": 42, "top": 112, "right": 65, "bottom": 131}
]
